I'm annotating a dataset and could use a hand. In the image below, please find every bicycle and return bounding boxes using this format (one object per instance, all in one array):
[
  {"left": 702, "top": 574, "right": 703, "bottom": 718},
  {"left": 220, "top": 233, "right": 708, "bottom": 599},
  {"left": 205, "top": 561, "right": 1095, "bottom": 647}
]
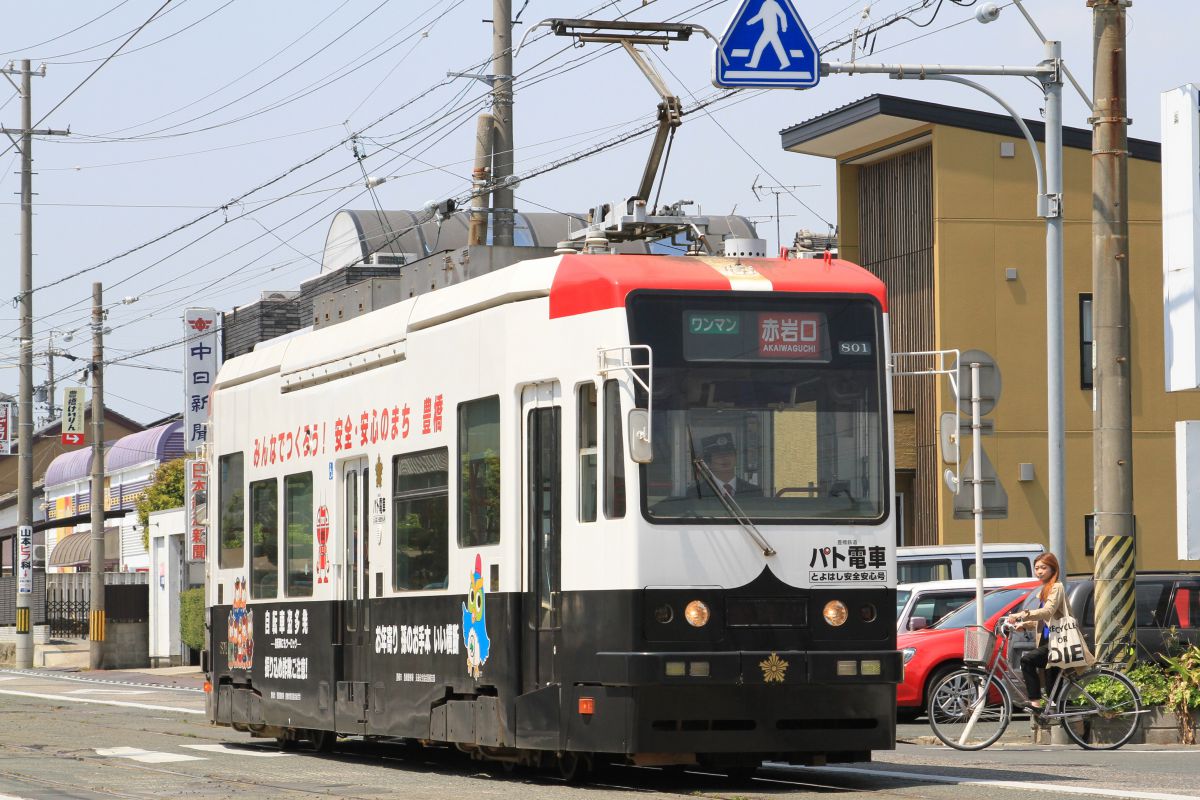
[{"left": 926, "top": 622, "right": 1143, "bottom": 751}]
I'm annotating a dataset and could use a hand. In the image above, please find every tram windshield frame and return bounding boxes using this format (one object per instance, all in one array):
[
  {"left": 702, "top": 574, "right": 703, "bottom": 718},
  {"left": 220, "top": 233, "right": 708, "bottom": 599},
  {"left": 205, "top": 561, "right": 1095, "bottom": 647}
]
[{"left": 628, "top": 291, "right": 889, "bottom": 525}]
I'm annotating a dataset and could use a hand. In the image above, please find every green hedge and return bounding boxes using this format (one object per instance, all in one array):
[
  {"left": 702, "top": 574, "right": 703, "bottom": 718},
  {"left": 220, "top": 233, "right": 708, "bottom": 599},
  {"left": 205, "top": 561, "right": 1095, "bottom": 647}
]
[{"left": 180, "top": 588, "right": 205, "bottom": 652}]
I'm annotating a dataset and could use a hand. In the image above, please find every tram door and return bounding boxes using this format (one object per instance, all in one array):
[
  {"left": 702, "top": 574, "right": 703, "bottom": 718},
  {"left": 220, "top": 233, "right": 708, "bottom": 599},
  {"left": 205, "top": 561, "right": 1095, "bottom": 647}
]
[
  {"left": 521, "top": 383, "right": 561, "bottom": 692},
  {"left": 336, "top": 457, "right": 370, "bottom": 733}
]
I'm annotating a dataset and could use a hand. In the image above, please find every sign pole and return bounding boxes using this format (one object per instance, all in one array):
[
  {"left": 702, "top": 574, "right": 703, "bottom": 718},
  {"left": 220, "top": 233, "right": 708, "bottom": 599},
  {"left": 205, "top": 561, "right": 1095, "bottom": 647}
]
[{"left": 971, "top": 362, "right": 986, "bottom": 627}]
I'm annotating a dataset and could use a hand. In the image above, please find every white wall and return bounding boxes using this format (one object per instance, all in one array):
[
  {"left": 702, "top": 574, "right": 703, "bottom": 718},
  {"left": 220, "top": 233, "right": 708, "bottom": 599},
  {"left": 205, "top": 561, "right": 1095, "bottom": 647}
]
[{"left": 149, "top": 507, "right": 186, "bottom": 663}]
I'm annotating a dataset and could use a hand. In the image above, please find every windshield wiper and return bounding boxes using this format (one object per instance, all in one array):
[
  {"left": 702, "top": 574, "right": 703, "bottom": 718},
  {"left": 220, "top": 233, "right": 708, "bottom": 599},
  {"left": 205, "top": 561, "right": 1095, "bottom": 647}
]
[{"left": 690, "top": 455, "right": 777, "bottom": 557}]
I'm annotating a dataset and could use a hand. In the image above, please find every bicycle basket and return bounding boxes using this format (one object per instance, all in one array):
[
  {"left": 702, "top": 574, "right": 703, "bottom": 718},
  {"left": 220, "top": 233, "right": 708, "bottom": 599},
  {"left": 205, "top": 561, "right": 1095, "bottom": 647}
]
[{"left": 963, "top": 625, "right": 995, "bottom": 664}]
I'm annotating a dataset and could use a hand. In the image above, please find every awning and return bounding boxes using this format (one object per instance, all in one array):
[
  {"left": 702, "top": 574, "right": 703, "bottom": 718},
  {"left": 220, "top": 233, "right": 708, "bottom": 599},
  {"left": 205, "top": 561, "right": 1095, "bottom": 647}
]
[{"left": 48, "top": 528, "right": 121, "bottom": 568}]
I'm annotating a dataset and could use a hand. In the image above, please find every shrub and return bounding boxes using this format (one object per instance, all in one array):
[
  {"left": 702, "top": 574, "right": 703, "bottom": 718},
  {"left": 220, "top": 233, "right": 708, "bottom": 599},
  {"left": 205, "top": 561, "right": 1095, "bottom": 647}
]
[
  {"left": 1161, "top": 644, "right": 1200, "bottom": 745},
  {"left": 1127, "top": 661, "right": 1170, "bottom": 707},
  {"left": 179, "top": 588, "right": 205, "bottom": 652}
]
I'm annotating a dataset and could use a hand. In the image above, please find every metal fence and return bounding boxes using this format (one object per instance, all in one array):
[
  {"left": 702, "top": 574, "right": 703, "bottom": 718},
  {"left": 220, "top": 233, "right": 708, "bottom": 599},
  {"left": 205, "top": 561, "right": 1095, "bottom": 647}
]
[
  {"left": 0, "top": 574, "right": 47, "bottom": 626},
  {"left": 46, "top": 598, "right": 88, "bottom": 638},
  {"left": 44, "top": 582, "right": 148, "bottom": 638}
]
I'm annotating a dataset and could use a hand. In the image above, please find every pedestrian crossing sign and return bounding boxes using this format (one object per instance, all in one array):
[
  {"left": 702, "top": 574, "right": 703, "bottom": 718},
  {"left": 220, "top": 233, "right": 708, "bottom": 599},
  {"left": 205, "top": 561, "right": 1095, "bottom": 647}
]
[{"left": 713, "top": 0, "right": 821, "bottom": 89}]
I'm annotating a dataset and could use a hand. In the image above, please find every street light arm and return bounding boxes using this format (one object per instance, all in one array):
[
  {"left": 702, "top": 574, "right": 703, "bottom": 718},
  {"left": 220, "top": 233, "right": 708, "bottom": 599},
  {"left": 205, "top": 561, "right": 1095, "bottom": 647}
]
[{"left": 896, "top": 73, "right": 1046, "bottom": 200}]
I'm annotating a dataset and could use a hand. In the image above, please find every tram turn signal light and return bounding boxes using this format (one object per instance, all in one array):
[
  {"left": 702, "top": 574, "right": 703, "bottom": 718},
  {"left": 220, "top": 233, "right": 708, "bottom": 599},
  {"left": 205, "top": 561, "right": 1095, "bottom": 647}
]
[
  {"left": 860, "top": 660, "right": 882, "bottom": 676},
  {"left": 665, "top": 661, "right": 687, "bottom": 677},
  {"left": 203, "top": 681, "right": 212, "bottom": 693},
  {"left": 579, "top": 697, "right": 595, "bottom": 716},
  {"left": 822, "top": 600, "right": 848, "bottom": 627}
]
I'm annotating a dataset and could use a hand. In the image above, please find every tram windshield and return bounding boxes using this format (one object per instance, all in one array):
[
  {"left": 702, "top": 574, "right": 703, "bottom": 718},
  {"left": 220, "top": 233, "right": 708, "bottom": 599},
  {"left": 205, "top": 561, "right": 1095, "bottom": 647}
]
[{"left": 629, "top": 294, "right": 887, "bottom": 524}]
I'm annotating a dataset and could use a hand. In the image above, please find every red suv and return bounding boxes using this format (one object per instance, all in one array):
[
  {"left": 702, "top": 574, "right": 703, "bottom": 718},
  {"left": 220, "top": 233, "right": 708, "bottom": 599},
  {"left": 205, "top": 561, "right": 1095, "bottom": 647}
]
[{"left": 896, "top": 580, "right": 1038, "bottom": 719}]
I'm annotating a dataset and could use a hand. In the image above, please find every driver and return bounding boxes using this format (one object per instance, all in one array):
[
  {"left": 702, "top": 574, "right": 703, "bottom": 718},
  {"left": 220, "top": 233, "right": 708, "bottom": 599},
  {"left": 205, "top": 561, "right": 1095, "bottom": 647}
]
[{"left": 689, "top": 433, "right": 761, "bottom": 498}]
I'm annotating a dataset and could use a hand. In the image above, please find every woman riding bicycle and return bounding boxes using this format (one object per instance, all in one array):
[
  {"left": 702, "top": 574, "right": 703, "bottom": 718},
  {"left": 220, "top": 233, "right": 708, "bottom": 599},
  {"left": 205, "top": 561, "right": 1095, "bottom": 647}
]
[{"left": 1003, "top": 552, "right": 1093, "bottom": 712}]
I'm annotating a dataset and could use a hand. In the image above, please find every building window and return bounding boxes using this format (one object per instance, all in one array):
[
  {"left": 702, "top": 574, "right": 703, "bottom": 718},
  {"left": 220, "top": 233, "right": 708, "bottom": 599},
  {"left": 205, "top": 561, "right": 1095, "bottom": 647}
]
[
  {"left": 459, "top": 396, "right": 501, "bottom": 547},
  {"left": 218, "top": 453, "right": 244, "bottom": 569},
  {"left": 604, "top": 380, "right": 626, "bottom": 519},
  {"left": 578, "top": 383, "right": 598, "bottom": 522},
  {"left": 249, "top": 478, "right": 278, "bottom": 599},
  {"left": 284, "top": 472, "right": 313, "bottom": 597},
  {"left": 1080, "top": 293, "right": 1094, "bottom": 389},
  {"left": 393, "top": 448, "right": 449, "bottom": 590}
]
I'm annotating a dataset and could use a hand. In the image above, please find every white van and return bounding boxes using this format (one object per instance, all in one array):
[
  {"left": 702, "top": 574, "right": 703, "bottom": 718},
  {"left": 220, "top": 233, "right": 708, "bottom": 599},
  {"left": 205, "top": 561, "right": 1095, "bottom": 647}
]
[
  {"left": 896, "top": 543, "right": 1043, "bottom": 584},
  {"left": 895, "top": 577, "right": 1027, "bottom": 632}
]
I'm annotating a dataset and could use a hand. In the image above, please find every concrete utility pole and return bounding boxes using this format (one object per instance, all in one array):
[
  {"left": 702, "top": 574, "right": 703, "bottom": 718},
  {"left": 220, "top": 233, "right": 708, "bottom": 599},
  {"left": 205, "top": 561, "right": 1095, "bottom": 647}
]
[
  {"left": 1090, "top": 0, "right": 1135, "bottom": 665},
  {"left": 491, "top": 0, "right": 515, "bottom": 246},
  {"left": 468, "top": 113, "right": 494, "bottom": 246},
  {"left": 2, "top": 59, "right": 68, "bottom": 669},
  {"left": 89, "top": 283, "right": 106, "bottom": 670}
]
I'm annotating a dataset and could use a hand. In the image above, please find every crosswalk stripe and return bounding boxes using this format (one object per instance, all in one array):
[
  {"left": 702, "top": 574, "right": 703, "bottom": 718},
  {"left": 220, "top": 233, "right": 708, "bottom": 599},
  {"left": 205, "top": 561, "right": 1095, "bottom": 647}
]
[
  {"left": 95, "top": 747, "right": 205, "bottom": 764},
  {"left": 182, "top": 744, "right": 294, "bottom": 757},
  {"left": 0, "top": 688, "right": 202, "bottom": 714}
]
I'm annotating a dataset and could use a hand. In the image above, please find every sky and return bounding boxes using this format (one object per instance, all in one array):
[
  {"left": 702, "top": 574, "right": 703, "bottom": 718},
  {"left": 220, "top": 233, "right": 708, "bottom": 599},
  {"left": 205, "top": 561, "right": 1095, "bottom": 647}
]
[{"left": 0, "top": 0, "right": 1194, "bottom": 427}]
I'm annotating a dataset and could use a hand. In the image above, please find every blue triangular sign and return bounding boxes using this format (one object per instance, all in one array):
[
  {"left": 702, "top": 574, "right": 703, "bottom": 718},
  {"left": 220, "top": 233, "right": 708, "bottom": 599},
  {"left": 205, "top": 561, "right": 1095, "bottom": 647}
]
[{"left": 713, "top": 0, "right": 820, "bottom": 89}]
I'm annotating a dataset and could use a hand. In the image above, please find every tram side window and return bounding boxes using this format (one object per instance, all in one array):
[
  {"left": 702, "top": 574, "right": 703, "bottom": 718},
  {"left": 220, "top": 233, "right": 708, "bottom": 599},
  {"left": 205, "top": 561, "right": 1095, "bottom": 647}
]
[
  {"left": 603, "top": 380, "right": 626, "bottom": 519},
  {"left": 249, "top": 478, "right": 278, "bottom": 599},
  {"left": 285, "top": 472, "right": 314, "bottom": 597},
  {"left": 393, "top": 448, "right": 449, "bottom": 590},
  {"left": 218, "top": 453, "right": 244, "bottom": 569},
  {"left": 578, "top": 383, "right": 598, "bottom": 522},
  {"left": 459, "top": 397, "right": 501, "bottom": 547}
]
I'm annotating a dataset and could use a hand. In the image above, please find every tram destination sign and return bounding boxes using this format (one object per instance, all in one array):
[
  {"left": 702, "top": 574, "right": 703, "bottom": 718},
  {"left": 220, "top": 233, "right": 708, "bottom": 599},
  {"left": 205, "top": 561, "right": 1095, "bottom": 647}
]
[{"left": 684, "top": 309, "right": 830, "bottom": 362}]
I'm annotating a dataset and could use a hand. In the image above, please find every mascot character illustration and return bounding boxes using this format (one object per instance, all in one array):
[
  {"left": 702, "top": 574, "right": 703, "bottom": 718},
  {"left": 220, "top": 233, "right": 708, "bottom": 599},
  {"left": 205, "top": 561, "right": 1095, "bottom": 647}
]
[{"left": 462, "top": 554, "right": 492, "bottom": 679}]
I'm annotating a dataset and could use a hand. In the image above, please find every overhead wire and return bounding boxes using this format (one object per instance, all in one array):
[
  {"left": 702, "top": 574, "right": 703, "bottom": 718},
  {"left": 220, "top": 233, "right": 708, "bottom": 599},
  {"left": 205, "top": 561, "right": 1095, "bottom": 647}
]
[
  {"left": 7, "top": 0, "right": 720, "bottom": 359},
  {"left": 0, "top": 0, "right": 177, "bottom": 164},
  {"left": 0, "top": 0, "right": 135, "bottom": 57},
  {"left": 52, "top": 0, "right": 240, "bottom": 66}
]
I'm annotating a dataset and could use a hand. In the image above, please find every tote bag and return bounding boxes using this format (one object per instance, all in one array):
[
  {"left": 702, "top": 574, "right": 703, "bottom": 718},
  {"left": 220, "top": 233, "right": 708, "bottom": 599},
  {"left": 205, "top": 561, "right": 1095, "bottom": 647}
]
[{"left": 1045, "top": 613, "right": 1090, "bottom": 668}]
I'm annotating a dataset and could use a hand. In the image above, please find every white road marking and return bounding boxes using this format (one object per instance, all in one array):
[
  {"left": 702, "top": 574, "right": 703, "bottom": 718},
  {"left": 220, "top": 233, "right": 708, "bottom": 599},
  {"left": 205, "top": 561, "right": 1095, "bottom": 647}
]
[
  {"left": 0, "top": 676, "right": 19, "bottom": 682},
  {"left": 0, "top": 794, "right": 32, "bottom": 800},
  {"left": 0, "top": 688, "right": 202, "bottom": 715},
  {"left": 182, "top": 744, "right": 293, "bottom": 757},
  {"left": 794, "top": 764, "right": 1200, "bottom": 800},
  {"left": 66, "top": 688, "right": 154, "bottom": 696},
  {"left": 95, "top": 747, "right": 205, "bottom": 764}
]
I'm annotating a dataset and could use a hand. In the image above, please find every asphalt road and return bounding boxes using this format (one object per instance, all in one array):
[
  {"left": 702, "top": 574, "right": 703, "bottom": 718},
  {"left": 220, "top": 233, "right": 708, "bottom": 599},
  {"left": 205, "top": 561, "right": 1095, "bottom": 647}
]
[{"left": 0, "top": 668, "right": 1196, "bottom": 800}]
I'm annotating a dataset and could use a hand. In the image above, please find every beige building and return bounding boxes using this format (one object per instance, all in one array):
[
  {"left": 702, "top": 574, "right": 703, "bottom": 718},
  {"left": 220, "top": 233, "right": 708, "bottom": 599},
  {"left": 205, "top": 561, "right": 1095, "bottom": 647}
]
[{"left": 782, "top": 94, "right": 1193, "bottom": 572}]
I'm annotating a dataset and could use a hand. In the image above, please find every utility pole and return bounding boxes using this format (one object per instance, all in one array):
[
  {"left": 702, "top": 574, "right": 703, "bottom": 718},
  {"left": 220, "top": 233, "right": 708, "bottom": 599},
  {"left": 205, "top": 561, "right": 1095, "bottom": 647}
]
[
  {"left": 1090, "top": 0, "right": 1135, "bottom": 665},
  {"left": 491, "top": 0, "right": 515, "bottom": 246},
  {"left": 1, "top": 59, "right": 68, "bottom": 670},
  {"left": 468, "top": 113, "right": 494, "bottom": 246},
  {"left": 89, "top": 283, "right": 106, "bottom": 670}
]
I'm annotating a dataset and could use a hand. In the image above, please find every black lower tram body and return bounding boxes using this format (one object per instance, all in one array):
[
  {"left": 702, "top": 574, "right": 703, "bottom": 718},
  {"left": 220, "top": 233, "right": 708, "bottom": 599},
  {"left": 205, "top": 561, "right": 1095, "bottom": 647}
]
[{"left": 207, "top": 580, "right": 900, "bottom": 768}]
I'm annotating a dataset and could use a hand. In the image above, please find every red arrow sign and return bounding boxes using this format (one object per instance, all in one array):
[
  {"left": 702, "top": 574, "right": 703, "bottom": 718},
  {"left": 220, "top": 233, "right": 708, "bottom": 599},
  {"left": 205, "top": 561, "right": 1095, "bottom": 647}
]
[{"left": 61, "top": 432, "right": 84, "bottom": 446}]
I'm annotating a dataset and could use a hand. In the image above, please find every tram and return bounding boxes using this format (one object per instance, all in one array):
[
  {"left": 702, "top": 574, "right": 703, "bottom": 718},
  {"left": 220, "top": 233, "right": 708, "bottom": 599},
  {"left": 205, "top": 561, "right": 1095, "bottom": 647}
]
[{"left": 204, "top": 248, "right": 901, "bottom": 774}]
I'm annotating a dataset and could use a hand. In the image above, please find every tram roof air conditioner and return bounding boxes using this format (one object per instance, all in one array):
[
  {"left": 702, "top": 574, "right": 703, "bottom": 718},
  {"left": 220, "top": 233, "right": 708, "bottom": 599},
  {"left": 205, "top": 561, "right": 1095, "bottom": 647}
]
[{"left": 723, "top": 237, "right": 767, "bottom": 258}]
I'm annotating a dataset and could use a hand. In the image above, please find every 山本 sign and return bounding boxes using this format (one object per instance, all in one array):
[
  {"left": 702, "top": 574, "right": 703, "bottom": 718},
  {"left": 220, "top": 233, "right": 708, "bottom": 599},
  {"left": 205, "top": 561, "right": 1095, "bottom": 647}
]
[
  {"left": 184, "top": 308, "right": 221, "bottom": 452},
  {"left": 62, "top": 387, "right": 85, "bottom": 445},
  {"left": 186, "top": 458, "right": 208, "bottom": 562},
  {"left": 17, "top": 525, "right": 33, "bottom": 594}
]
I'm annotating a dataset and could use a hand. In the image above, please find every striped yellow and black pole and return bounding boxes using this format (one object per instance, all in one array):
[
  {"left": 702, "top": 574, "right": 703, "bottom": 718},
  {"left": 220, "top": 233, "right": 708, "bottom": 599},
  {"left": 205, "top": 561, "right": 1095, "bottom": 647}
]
[
  {"left": 89, "top": 609, "right": 106, "bottom": 645},
  {"left": 1093, "top": 530, "right": 1135, "bottom": 665}
]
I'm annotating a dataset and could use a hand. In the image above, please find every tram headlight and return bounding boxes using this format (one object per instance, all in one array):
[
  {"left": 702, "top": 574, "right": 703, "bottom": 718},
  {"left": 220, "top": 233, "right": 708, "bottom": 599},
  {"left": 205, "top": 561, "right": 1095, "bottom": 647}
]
[
  {"left": 822, "top": 600, "right": 849, "bottom": 627},
  {"left": 684, "top": 600, "right": 711, "bottom": 627},
  {"left": 653, "top": 604, "right": 675, "bottom": 624},
  {"left": 860, "top": 603, "right": 877, "bottom": 623}
]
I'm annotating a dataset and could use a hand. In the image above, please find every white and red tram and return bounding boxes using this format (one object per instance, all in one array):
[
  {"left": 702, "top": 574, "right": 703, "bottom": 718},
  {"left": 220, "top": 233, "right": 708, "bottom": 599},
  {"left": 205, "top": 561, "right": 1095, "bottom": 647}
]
[{"left": 204, "top": 252, "right": 901, "bottom": 772}]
